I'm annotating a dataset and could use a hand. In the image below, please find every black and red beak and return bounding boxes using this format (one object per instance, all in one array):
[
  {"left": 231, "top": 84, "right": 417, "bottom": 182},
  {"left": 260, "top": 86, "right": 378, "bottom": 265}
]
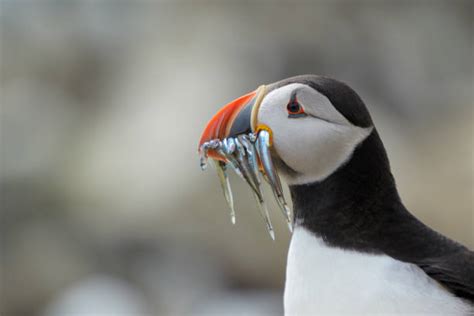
[
  {"left": 198, "top": 85, "right": 267, "bottom": 160},
  {"left": 197, "top": 84, "right": 292, "bottom": 235}
]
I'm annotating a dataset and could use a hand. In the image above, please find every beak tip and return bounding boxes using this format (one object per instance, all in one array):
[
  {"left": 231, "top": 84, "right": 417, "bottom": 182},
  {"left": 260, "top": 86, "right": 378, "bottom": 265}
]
[{"left": 199, "top": 90, "right": 257, "bottom": 148}]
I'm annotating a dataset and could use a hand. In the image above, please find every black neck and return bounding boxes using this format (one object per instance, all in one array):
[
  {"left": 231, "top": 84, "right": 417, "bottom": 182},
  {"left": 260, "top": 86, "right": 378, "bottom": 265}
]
[{"left": 289, "top": 130, "right": 465, "bottom": 261}]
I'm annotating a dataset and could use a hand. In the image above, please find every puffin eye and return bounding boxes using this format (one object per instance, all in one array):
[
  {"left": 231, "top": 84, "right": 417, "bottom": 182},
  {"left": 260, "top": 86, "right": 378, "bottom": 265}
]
[{"left": 287, "top": 97, "right": 307, "bottom": 118}]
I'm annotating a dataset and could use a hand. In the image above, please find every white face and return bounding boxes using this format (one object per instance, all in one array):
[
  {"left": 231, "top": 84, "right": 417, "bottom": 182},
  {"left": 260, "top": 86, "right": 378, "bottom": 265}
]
[{"left": 257, "top": 83, "right": 373, "bottom": 185}]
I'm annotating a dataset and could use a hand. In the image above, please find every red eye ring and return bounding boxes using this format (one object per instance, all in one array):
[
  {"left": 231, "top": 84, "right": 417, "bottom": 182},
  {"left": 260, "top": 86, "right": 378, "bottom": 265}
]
[{"left": 287, "top": 97, "right": 305, "bottom": 115}]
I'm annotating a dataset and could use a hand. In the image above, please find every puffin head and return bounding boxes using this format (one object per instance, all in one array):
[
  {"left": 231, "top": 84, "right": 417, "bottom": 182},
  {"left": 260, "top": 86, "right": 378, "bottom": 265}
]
[{"left": 199, "top": 75, "right": 375, "bottom": 186}]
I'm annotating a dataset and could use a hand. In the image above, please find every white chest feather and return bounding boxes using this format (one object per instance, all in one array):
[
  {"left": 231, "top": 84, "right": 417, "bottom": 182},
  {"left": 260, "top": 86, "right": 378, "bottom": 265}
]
[{"left": 284, "top": 227, "right": 472, "bottom": 315}]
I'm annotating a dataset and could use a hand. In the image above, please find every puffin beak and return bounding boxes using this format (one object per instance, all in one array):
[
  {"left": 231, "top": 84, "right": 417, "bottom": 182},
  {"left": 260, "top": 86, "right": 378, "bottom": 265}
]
[
  {"left": 198, "top": 85, "right": 292, "bottom": 237},
  {"left": 198, "top": 85, "right": 267, "bottom": 161}
]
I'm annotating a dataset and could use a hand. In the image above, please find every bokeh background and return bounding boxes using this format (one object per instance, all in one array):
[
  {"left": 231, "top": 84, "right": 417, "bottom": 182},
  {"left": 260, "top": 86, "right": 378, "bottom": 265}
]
[{"left": 1, "top": 1, "right": 473, "bottom": 315}]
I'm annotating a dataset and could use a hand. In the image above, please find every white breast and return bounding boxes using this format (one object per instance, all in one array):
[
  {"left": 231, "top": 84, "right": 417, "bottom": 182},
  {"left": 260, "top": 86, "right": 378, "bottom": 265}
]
[{"left": 284, "top": 227, "right": 472, "bottom": 315}]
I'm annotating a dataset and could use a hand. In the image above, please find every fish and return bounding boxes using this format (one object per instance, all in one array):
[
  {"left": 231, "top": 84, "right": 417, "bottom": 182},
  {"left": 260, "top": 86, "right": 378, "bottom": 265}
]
[
  {"left": 213, "top": 159, "right": 236, "bottom": 224},
  {"left": 199, "top": 131, "right": 293, "bottom": 238}
]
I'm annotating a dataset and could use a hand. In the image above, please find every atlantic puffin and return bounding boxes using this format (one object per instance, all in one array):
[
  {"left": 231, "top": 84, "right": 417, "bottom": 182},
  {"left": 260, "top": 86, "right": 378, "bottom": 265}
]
[{"left": 198, "top": 75, "right": 474, "bottom": 314}]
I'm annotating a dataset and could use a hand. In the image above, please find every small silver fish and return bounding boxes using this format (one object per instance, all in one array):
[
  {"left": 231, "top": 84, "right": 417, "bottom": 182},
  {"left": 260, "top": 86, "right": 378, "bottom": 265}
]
[
  {"left": 200, "top": 132, "right": 293, "bottom": 238},
  {"left": 237, "top": 136, "right": 274, "bottom": 239},
  {"left": 253, "top": 193, "right": 275, "bottom": 240},
  {"left": 221, "top": 138, "right": 244, "bottom": 179},
  {"left": 213, "top": 159, "right": 236, "bottom": 224},
  {"left": 255, "top": 130, "right": 293, "bottom": 231},
  {"left": 199, "top": 144, "right": 209, "bottom": 171},
  {"left": 234, "top": 138, "right": 261, "bottom": 198},
  {"left": 239, "top": 135, "right": 260, "bottom": 185}
]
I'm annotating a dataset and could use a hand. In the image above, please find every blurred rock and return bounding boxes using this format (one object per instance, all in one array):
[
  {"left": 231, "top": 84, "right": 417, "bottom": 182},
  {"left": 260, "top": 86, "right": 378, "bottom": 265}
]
[{"left": 42, "top": 275, "right": 151, "bottom": 316}]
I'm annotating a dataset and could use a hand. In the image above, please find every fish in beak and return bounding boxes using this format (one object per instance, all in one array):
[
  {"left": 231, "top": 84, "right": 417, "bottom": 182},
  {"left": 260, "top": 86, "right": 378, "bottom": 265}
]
[{"left": 198, "top": 85, "right": 292, "bottom": 239}]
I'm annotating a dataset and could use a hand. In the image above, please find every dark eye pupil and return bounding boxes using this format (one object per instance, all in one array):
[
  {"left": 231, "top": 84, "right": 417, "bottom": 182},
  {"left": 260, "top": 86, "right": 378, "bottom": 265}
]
[{"left": 288, "top": 102, "right": 300, "bottom": 113}]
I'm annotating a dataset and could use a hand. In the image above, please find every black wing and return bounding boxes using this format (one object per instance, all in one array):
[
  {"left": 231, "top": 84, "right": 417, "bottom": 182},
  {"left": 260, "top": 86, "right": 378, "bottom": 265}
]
[
  {"left": 418, "top": 249, "right": 474, "bottom": 302},
  {"left": 364, "top": 206, "right": 474, "bottom": 304},
  {"left": 382, "top": 209, "right": 474, "bottom": 303}
]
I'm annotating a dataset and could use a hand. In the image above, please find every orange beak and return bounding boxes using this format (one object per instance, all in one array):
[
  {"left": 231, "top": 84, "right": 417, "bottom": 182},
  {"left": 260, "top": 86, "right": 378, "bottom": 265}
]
[{"left": 199, "top": 85, "right": 266, "bottom": 160}]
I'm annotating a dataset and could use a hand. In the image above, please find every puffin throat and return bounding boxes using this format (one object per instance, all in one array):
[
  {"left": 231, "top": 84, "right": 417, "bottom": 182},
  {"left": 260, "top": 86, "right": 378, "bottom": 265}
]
[
  {"left": 289, "top": 130, "right": 401, "bottom": 252},
  {"left": 289, "top": 129, "right": 470, "bottom": 275}
]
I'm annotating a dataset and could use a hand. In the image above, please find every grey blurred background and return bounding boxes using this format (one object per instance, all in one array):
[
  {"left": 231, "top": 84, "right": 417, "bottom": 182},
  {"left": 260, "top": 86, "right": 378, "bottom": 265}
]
[{"left": 1, "top": 1, "right": 473, "bottom": 315}]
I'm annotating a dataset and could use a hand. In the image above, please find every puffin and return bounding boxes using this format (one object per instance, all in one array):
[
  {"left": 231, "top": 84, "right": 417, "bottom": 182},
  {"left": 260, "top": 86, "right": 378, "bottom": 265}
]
[{"left": 198, "top": 75, "right": 474, "bottom": 314}]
